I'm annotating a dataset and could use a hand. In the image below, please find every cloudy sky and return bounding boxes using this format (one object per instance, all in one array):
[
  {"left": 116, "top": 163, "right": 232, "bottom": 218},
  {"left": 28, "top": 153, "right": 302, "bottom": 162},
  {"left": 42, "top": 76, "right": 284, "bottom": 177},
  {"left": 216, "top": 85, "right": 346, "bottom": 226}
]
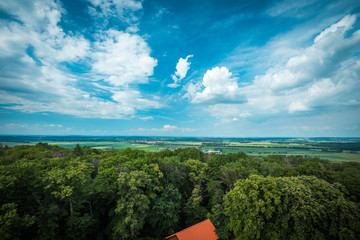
[{"left": 0, "top": 0, "right": 359, "bottom": 137}]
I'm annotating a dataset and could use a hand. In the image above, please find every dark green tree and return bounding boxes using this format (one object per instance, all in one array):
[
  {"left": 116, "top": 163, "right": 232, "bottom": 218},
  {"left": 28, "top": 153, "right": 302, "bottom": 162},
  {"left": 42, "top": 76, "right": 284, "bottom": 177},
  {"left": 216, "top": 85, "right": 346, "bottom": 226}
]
[
  {"left": 224, "top": 175, "right": 360, "bottom": 240},
  {"left": 111, "top": 170, "right": 156, "bottom": 239},
  {"left": 149, "top": 184, "right": 182, "bottom": 235},
  {"left": 224, "top": 175, "right": 281, "bottom": 240},
  {"left": 73, "top": 144, "right": 84, "bottom": 156}
]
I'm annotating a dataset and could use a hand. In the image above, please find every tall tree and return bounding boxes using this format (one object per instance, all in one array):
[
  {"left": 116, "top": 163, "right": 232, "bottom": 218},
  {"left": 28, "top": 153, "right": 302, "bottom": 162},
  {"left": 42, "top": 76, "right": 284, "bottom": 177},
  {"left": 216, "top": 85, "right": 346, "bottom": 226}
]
[
  {"left": 148, "top": 184, "right": 182, "bottom": 235},
  {"left": 44, "top": 157, "right": 94, "bottom": 215},
  {"left": 111, "top": 170, "right": 156, "bottom": 240}
]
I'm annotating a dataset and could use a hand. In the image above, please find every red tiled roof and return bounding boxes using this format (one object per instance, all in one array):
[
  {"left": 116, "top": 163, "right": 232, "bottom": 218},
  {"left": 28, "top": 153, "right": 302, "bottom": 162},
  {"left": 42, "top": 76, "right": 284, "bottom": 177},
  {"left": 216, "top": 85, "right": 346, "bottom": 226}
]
[{"left": 165, "top": 219, "right": 218, "bottom": 240}]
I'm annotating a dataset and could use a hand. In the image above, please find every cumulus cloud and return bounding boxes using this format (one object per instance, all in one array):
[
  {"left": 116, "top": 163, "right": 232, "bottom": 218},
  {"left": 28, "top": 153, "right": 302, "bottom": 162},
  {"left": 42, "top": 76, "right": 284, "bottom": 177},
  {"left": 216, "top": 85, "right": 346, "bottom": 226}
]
[
  {"left": 211, "top": 14, "right": 360, "bottom": 119},
  {"left": 0, "top": 0, "right": 160, "bottom": 119},
  {"left": 188, "top": 14, "right": 360, "bottom": 124},
  {"left": 0, "top": 0, "right": 62, "bottom": 32},
  {"left": 92, "top": 30, "right": 158, "bottom": 86},
  {"left": 187, "top": 67, "right": 246, "bottom": 104},
  {"left": 254, "top": 14, "right": 360, "bottom": 93},
  {"left": 287, "top": 60, "right": 360, "bottom": 113},
  {"left": 168, "top": 55, "right": 193, "bottom": 88},
  {"left": 288, "top": 101, "right": 310, "bottom": 113},
  {"left": 0, "top": 0, "right": 90, "bottom": 63}
]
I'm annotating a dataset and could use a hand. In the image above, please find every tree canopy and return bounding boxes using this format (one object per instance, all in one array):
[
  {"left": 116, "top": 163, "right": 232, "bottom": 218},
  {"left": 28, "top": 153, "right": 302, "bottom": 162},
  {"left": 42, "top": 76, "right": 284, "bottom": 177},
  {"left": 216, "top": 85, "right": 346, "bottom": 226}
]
[
  {"left": 224, "top": 175, "right": 360, "bottom": 240},
  {"left": 0, "top": 143, "right": 359, "bottom": 239}
]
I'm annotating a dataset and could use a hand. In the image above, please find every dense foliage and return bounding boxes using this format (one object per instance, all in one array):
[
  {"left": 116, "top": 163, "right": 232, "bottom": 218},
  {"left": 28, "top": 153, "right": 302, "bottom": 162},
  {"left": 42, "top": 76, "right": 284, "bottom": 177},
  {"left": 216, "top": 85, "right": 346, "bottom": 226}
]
[{"left": 0, "top": 143, "right": 359, "bottom": 239}]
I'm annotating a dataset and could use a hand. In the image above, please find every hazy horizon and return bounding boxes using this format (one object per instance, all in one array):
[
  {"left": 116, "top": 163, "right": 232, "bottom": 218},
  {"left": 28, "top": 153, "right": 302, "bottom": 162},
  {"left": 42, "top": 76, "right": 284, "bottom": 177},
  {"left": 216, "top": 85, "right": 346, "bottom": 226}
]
[{"left": 1, "top": 135, "right": 359, "bottom": 140}]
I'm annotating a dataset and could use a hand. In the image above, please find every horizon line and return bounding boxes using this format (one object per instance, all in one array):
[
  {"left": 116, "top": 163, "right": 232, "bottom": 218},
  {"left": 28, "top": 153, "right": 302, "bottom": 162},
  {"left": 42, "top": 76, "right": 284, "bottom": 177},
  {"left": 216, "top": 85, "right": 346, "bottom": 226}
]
[{"left": 0, "top": 134, "right": 359, "bottom": 139}]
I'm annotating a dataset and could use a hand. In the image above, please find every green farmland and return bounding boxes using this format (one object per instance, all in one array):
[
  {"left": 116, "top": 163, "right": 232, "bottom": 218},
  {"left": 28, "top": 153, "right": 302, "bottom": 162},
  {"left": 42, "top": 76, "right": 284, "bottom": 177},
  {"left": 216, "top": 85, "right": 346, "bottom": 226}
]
[{"left": 1, "top": 136, "right": 359, "bottom": 162}]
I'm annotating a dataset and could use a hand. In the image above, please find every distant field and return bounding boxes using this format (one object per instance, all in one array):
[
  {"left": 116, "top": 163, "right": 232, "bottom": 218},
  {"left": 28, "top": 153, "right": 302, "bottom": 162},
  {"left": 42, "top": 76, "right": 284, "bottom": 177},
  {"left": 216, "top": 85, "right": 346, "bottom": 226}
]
[
  {"left": 213, "top": 147, "right": 359, "bottom": 162},
  {"left": 1, "top": 136, "right": 359, "bottom": 163},
  {"left": 48, "top": 141, "right": 158, "bottom": 151},
  {"left": 305, "top": 153, "right": 360, "bottom": 162}
]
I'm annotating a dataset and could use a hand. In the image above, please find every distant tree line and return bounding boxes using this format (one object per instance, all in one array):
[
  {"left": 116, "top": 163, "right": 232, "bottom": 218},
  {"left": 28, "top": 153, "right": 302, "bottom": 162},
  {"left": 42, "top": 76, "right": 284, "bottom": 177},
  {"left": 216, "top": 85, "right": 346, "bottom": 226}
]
[
  {"left": 311, "top": 142, "right": 360, "bottom": 152},
  {"left": 0, "top": 143, "right": 359, "bottom": 239}
]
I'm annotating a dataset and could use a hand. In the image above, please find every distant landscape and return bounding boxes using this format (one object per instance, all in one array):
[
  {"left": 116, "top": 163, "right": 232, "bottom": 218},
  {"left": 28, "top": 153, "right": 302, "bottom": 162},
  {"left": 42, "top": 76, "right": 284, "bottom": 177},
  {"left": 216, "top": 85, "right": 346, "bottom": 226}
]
[
  {"left": 1, "top": 138, "right": 360, "bottom": 239},
  {"left": 1, "top": 135, "right": 359, "bottom": 162}
]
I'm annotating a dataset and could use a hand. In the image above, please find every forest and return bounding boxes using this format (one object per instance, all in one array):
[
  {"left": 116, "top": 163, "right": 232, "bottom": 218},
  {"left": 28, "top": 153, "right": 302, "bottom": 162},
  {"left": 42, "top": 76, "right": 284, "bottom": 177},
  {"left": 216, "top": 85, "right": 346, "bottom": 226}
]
[{"left": 1, "top": 143, "right": 360, "bottom": 240}]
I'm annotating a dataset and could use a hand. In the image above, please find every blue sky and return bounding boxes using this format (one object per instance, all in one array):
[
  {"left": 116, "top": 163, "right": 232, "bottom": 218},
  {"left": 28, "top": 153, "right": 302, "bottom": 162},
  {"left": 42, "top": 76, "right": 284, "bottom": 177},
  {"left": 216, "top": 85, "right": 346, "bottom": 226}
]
[{"left": 0, "top": 0, "right": 360, "bottom": 137}]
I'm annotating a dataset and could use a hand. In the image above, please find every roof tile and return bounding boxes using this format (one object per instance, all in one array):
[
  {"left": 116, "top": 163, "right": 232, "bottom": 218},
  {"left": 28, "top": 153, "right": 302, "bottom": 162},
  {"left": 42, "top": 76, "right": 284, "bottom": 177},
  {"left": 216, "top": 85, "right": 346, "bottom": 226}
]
[{"left": 165, "top": 219, "right": 218, "bottom": 240}]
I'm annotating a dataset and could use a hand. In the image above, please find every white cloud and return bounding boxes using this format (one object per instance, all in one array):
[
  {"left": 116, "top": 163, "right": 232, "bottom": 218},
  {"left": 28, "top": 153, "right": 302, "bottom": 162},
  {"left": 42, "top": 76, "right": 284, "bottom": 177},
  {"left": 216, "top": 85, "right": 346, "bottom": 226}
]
[
  {"left": 87, "top": 0, "right": 142, "bottom": 24},
  {"left": 92, "top": 30, "right": 157, "bottom": 86},
  {"left": 0, "top": 62, "right": 160, "bottom": 118},
  {"left": 0, "top": 0, "right": 90, "bottom": 63},
  {"left": 46, "top": 124, "right": 63, "bottom": 128},
  {"left": 314, "top": 14, "right": 356, "bottom": 43},
  {"left": 88, "top": 0, "right": 142, "bottom": 11},
  {"left": 287, "top": 59, "right": 359, "bottom": 113},
  {"left": 112, "top": 90, "right": 161, "bottom": 109},
  {"left": 167, "top": 83, "right": 180, "bottom": 88},
  {"left": 139, "top": 116, "right": 154, "bottom": 120},
  {"left": 88, "top": 0, "right": 142, "bottom": 17},
  {"left": 189, "top": 14, "right": 360, "bottom": 125},
  {"left": 168, "top": 55, "right": 193, "bottom": 88},
  {"left": 182, "top": 82, "right": 200, "bottom": 100},
  {"left": 277, "top": 15, "right": 359, "bottom": 113},
  {"left": 188, "top": 67, "right": 246, "bottom": 104},
  {"left": 129, "top": 125, "right": 197, "bottom": 133},
  {"left": 266, "top": 0, "right": 317, "bottom": 18},
  {"left": 0, "top": 0, "right": 160, "bottom": 119},
  {"left": 288, "top": 101, "right": 310, "bottom": 113},
  {"left": 153, "top": 7, "right": 169, "bottom": 21},
  {"left": 254, "top": 14, "right": 360, "bottom": 93},
  {"left": 174, "top": 55, "right": 193, "bottom": 80},
  {"left": 0, "top": 0, "right": 62, "bottom": 32},
  {"left": 163, "top": 124, "right": 177, "bottom": 129},
  {"left": 5, "top": 123, "right": 28, "bottom": 129},
  {"left": 203, "top": 104, "right": 253, "bottom": 119}
]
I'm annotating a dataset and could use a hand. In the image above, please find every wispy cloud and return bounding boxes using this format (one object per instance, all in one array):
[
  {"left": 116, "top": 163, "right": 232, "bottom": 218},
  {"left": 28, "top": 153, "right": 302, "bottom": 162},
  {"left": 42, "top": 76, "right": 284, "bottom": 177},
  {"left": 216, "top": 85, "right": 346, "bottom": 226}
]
[
  {"left": 5, "top": 123, "right": 65, "bottom": 130},
  {"left": 87, "top": 0, "right": 142, "bottom": 26},
  {"left": 266, "top": 0, "right": 317, "bottom": 18},
  {"left": 128, "top": 125, "right": 197, "bottom": 134},
  {"left": 5, "top": 123, "right": 28, "bottom": 129},
  {"left": 46, "top": 124, "right": 63, "bottom": 128}
]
